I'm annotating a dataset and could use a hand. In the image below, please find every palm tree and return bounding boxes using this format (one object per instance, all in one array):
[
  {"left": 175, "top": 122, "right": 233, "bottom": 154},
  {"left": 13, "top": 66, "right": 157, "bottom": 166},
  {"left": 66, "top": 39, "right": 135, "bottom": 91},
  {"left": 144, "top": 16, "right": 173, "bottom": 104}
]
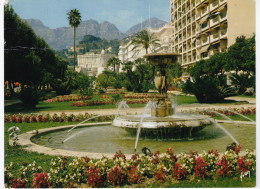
[
  {"left": 67, "top": 9, "right": 81, "bottom": 70},
  {"left": 131, "top": 30, "right": 159, "bottom": 54},
  {"left": 107, "top": 57, "right": 121, "bottom": 73}
]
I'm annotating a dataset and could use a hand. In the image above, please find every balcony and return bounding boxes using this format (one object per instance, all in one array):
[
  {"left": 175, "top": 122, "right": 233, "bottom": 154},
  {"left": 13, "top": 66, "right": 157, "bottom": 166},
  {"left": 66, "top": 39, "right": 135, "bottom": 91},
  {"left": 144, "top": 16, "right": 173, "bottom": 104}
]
[
  {"left": 210, "top": 16, "right": 219, "bottom": 27},
  {"left": 201, "top": 22, "right": 209, "bottom": 31},
  {"left": 195, "top": 0, "right": 201, "bottom": 6},
  {"left": 219, "top": 0, "right": 227, "bottom": 6},
  {"left": 210, "top": 0, "right": 218, "bottom": 11},
  {"left": 220, "top": 11, "right": 227, "bottom": 22},
  {"left": 201, "top": 36, "right": 209, "bottom": 45},
  {"left": 196, "top": 13, "right": 201, "bottom": 20},
  {"left": 192, "top": 15, "right": 196, "bottom": 22},
  {"left": 220, "top": 27, "right": 227, "bottom": 38},
  {"left": 201, "top": 6, "right": 209, "bottom": 17},
  {"left": 210, "top": 32, "right": 219, "bottom": 43}
]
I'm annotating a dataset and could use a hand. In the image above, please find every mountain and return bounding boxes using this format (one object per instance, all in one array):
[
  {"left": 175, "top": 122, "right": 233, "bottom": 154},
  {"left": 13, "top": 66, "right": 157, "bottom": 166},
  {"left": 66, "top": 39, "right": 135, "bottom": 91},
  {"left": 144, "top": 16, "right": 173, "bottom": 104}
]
[
  {"left": 125, "top": 17, "right": 168, "bottom": 36},
  {"left": 24, "top": 19, "right": 126, "bottom": 50},
  {"left": 24, "top": 17, "right": 168, "bottom": 50}
]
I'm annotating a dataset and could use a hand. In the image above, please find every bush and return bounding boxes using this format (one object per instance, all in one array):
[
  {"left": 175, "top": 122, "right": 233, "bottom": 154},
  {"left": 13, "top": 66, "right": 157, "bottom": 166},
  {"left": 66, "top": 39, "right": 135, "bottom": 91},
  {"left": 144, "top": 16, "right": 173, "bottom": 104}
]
[
  {"left": 18, "top": 87, "right": 40, "bottom": 108},
  {"left": 182, "top": 75, "right": 236, "bottom": 103}
]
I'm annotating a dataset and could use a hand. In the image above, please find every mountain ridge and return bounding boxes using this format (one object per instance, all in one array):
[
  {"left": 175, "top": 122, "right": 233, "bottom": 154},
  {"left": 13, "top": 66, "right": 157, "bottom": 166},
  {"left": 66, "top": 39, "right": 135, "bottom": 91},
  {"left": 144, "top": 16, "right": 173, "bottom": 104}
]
[{"left": 24, "top": 18, "right": 168, "bottom": 50}]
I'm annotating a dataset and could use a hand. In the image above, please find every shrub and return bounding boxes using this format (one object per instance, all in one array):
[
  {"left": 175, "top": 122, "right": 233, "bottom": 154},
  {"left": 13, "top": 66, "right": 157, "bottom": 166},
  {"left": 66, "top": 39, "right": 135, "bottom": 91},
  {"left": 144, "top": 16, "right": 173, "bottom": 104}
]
[
  {"left": 86, "top": 166, "right": 103, "bottom": 188},
  {"left": 216, "top": 156, "right": 230, "bottom": 177},
  {"left": 154, "top": 166, "right": 166, "bottom": 182},
  {"left": 193, "top": 156, "right": 207, "bottom": 179},
  {"left": 126, "top": 166, "right": 142, "bottom": 184},
  {"left": 182, "top": 75, "right": 236, "bottom": 103},
  {"left": 10, "top": 178, "right": 27, "bottom": 188},
  {"left": 31, "top": 172, "right": 51, "bottom": 188},
  {"left": 107, "top": 166, "right": 125, "bottom": 186},
  {"left": 19, "top": 87, "right": 40, "bottom": 108},
  {"left": 172, "top": 163, "right": 187, "bottom": 180}
]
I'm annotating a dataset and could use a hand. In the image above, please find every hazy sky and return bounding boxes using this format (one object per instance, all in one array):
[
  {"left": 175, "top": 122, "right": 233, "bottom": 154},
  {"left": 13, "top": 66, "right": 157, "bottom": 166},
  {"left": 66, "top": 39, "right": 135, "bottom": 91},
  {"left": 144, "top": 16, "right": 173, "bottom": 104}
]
[{"left": 8, "top": 0, "right": 170, "bottom": 32}]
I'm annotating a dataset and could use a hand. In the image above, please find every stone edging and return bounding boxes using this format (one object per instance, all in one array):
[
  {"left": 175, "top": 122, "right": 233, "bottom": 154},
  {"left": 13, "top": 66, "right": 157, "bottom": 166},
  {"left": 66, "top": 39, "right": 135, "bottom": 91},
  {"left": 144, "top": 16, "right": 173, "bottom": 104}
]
[{"left": 16, "top": 121, "right": 256, "bottom": 159}]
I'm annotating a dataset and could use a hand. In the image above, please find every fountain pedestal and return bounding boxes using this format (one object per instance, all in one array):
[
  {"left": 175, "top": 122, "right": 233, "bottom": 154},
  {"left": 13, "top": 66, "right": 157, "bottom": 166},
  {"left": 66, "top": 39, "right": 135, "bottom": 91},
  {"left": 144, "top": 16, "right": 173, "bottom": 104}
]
[
  {"left": 144, "top": 53, "right": 180, "bottom": 117},
  {"left": 151, "top": 98, "right": 173, "bottom": 117}
]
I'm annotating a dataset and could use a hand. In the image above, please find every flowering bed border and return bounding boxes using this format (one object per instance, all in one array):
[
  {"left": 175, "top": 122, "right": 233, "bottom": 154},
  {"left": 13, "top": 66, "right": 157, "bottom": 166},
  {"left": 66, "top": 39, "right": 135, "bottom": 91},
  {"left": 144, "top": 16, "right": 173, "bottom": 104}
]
[
  {"left": 44, "top": 95, "right": 92, "bottom": 103},
  {"left": 5, "top": 147, "right": 256, "bottom": 188},
  {"left": 4, "top": 113, "right": 114, "bottom": 123},
  {"left": 71, "top": 99, "right": 148, "bottom": 107},
  {"left": 182, "top": 107, "right": 256, "bottom": 117}
]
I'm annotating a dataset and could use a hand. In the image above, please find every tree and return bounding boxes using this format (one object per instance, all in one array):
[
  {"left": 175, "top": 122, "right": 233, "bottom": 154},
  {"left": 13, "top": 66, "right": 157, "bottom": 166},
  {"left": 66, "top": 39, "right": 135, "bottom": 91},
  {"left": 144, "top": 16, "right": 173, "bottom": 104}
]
[
  {"left": 4, "top": 5, "right": 68, "bottom": 99},
  {"left": 96, "top": 73, "right": 116, "bottom": 90},
  {"left": 131, "top": 30, "right": 159, "bottom": 54},
  {"left": 107, "top": 57, "right": 121, "bottom": 73},
  {"left": 225, "top": 35, "right": 255, "bottom": 75},
  {"left": 182, "top": 53, "right": 235, "bottom": 103},
  {"left": 79, "top": 74, "right": 93, "bottom": 103},
  {"left": 67, "top": 9, "right": 81, "bottom": 70}
]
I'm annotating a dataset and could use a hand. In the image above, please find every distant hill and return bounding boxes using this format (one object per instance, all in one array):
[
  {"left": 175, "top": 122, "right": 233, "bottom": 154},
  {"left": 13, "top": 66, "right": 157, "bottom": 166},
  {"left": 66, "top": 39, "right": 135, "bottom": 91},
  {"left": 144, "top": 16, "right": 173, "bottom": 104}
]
[
  {"left": 24, "top": 19, "right": 126, "bottom": 50},
  {"left": 24, "top": 17, "right": 168, "bottom": 50},
  {"left": 125, "top": 17, "right": 168, "bottom": 36}
]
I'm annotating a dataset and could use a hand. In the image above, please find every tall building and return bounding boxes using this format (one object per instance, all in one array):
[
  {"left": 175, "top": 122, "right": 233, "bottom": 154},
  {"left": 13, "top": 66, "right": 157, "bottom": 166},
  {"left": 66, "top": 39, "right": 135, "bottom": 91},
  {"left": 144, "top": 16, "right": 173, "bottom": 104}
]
[{"left": 170, "top": 0, "right": 255, "bottom": 80}]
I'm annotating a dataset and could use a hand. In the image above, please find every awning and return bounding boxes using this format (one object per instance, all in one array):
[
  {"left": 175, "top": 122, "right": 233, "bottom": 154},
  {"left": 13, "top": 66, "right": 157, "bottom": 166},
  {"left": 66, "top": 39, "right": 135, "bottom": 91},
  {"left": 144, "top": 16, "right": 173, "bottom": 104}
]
[
  {"left": 199, "top": 15, "right": 209, "bottom": 25},
  {"left": 216, "top": 4, "right": 226, "bottom": 12},
  {"left": 200, "top": 45, "right": 210, "bottom": 53}
]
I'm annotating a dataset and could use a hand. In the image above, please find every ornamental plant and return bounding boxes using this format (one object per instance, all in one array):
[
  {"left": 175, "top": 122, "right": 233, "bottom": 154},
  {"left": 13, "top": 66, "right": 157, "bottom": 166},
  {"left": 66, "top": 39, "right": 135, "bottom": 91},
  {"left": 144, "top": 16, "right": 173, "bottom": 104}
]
[
  {"left": 154, "top": 166, "right": 167, "bottom": 182},
  {"left": 126, "top": 165, "right": 142, "bottom": 184},
  {"left": 216, "top": 156, "right": 230, "bottom": 177},
  {"left": 31, "top": 172, "right": 51, "bottom": 188},
  {"left": 172, "top": 163, "right": 187, "bottom": 180},
  {"left": 107, "top": 166, "right": 125, "bottom": 186},
  {"left": 193, "top": 156, "right": 207, "bottom": 179},
  {"left": 10, "top": 178, "right": 27, "bottom": 188},
  {"left": 86, "top": 166, "right": 103, "bottom": 188}
]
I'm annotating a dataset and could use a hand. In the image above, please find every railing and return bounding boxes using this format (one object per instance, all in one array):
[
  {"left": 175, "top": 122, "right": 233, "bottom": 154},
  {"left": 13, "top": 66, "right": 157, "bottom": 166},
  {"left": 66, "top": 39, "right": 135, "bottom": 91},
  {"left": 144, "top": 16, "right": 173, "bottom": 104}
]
[
  {"left": 221, "top": 28, "right": 227, "bottom": 36},
  {"left": 220, "top": 12, "right": 227, "bottom": 20}
]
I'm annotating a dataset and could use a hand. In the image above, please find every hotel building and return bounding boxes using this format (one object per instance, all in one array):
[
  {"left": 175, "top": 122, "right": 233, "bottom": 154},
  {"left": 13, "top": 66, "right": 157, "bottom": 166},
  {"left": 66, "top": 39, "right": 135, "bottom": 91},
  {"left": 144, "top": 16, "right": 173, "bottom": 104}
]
[{"left": 170, "top": 0, "right": 255, "bottom": 80}]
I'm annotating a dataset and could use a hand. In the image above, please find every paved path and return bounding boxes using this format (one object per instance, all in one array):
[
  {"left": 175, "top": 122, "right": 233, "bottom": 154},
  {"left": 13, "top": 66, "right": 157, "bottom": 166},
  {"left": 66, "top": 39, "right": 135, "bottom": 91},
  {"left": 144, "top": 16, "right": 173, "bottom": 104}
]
[{"left": 5, "top": 96, "right": 256, "bottom": 116}]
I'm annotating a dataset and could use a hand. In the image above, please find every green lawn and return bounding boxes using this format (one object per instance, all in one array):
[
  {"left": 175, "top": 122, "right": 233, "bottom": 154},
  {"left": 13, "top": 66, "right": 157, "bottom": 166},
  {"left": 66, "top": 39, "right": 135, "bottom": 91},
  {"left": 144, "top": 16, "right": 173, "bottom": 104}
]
[{"left": 214, "top": 114, "right": 256, "bottom": 121}]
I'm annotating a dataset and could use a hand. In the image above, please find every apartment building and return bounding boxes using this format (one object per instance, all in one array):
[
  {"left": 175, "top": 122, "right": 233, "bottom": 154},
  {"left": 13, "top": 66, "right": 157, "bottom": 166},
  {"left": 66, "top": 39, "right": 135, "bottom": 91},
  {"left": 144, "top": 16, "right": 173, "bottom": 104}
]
[
  {"left": 118, "top": 23, "right": 173, "bottom": 72},
  {"left": 170, "top": 0, "right": 255, "bottom": 80}
]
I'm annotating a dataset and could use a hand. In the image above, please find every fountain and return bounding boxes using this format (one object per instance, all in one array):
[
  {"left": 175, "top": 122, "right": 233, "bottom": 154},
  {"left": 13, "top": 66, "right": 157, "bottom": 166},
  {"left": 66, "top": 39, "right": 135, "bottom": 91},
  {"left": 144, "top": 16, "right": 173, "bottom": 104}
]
[
  {"left": 19, "top": 53, "right": 256, "bottom": 157},
  {"left": 112, "top": 53, "right": 212, "bottom": 148}
]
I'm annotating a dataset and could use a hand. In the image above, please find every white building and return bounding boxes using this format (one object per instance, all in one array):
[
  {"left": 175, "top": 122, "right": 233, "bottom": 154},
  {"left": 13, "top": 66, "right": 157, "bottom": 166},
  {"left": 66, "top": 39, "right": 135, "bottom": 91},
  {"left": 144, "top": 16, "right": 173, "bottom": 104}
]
[
  {"left": 77, "top": 51, "right": 115, "bottom": 76},
  {"left": 118, "top": 23, "right": 173, "bottom": 72}
]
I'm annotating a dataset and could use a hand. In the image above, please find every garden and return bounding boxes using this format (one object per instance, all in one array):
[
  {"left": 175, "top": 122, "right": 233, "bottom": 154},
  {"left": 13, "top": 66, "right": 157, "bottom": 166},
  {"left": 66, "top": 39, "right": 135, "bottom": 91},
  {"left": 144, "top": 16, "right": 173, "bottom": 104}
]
[{"left": 4, "top": 5, "right": 256, "bottom": 188}]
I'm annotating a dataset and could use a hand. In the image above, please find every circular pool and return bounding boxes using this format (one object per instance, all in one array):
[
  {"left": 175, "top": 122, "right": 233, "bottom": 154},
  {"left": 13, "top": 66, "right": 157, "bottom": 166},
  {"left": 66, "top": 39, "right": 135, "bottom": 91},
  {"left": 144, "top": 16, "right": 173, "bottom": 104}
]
[{"left": 31, "top": 123, "right": 255, "bottom": 155}]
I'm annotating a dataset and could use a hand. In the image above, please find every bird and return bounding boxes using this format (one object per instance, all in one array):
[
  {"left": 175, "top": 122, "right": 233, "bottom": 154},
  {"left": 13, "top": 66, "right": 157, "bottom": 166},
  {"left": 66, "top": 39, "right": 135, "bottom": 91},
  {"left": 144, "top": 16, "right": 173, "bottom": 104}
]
[{"left": 142, "top": 147, "right": 153, "bottom": 156}]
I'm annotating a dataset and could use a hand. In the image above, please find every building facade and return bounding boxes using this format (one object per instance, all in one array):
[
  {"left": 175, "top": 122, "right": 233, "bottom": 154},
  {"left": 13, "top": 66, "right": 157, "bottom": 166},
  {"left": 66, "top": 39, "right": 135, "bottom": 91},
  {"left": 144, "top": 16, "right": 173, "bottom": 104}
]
[
  {"left": 170, "top": 0, "right": 255, "bottom": 79},
  {"left": 77, "top": 51, "right": 114, "bottom": 76},
  {"left": 118, "top": 23, "right": 173, "bottom": 72}
]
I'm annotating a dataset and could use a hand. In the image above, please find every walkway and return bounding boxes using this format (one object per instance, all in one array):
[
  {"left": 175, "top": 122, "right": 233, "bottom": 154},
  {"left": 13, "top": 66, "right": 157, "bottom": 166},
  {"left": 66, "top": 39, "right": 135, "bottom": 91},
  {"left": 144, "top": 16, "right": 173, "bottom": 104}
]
[{"left": 4, "top": 96, "right": 255, "bottom": 116}]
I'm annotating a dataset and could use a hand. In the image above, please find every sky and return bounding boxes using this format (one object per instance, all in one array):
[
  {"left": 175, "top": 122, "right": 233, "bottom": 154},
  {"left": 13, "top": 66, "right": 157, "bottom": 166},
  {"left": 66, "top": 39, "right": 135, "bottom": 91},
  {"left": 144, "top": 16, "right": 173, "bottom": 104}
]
[{"left": 8, "top": 0, "right": 171, "bottom": 32}]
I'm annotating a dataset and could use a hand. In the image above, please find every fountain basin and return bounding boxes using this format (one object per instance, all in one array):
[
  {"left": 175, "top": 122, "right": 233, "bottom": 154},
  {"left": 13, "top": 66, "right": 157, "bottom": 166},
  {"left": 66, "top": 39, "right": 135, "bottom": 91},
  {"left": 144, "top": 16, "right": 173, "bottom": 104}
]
[
  {"left": 25, "top": 122, "right": 256, "bottom": 156},
  {"left": 113, "top": 114, "right": 211, "bottom": 129}
]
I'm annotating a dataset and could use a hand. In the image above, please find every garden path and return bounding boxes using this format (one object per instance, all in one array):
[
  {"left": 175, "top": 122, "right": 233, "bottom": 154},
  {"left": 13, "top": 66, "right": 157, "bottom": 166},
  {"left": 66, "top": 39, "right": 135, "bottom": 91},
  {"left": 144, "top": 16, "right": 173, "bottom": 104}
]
[{"left": 37, "top": 102, "right": 256, "bottom": 116}]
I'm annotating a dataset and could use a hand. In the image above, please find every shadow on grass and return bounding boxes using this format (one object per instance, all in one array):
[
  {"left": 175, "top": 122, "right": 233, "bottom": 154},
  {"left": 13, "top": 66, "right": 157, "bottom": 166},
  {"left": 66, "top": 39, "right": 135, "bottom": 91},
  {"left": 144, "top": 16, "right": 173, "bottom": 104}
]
[{"left": 5, "top": 103, "right": 52, "bottom": 114}]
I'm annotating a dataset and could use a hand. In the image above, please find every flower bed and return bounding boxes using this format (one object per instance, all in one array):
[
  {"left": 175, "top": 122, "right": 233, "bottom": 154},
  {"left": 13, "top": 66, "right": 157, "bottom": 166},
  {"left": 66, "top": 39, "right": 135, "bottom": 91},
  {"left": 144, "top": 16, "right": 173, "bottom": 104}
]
[
  {"left": 4, "top": 113, "right": 114, "bottom": 123},
  {"left": 44, "top": 95, "right": 92, "bottom": 103},
  {"left": 71, "top": 99, "right": 148, "bottom": 107},
  {"left": 5, "top": 147, "right": 255, "bottom": 188},
  {"left": 122, "top": 93, "right": 161, "bottom": 99},
  {"left": 182, "top": 107, "right": 256, "bottom": 117}
]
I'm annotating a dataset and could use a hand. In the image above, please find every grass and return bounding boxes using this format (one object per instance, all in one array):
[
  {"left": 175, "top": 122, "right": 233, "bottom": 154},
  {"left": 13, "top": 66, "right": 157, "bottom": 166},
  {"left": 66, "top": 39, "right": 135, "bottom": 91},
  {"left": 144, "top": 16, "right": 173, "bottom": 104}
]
[
  {"left": 131, "top": 175, "right": 256, "bottom": 188},
  {"left": 214, "top": 114, "right": 256, "bottom": 121}
]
